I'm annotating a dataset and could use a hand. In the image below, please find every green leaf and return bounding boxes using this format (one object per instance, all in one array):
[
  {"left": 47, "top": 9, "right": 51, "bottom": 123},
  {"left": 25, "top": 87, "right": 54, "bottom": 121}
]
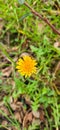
[
  {"left": 18, "top": 0, "right": 25, "bottom": 5},
  {"left": 13, "top": 78, "right": 25, "bottom": 98},
  {"left": 19, "top": 12, "right": 31, "bottom": 21},
  {"left": 30, "top": 45, "right": 38, "bottom": 52}
]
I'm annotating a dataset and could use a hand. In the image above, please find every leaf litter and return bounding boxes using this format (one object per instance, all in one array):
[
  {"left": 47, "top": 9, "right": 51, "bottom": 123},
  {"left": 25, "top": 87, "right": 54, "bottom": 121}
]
[{"left": 0, "top": 36, "right": 60, "bottom": 130}]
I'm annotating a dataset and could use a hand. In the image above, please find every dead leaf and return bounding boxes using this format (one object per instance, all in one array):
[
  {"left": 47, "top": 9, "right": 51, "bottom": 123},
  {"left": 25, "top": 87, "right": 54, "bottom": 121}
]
[
  {"left": 10, "top": 103, "right": 17, "bottom": 111},
  {"left": 7, "top": 46, "right": 18, "bottom": 53},
  {"left": 23, "top": 111, "right": 33, "bottom": 127},
  {"left": 20, "top": 52, "right": 30, "bottom": 58},
  {"left": 24, "top": 95, "right": 31, "bottom": 106},
  {"left": 32, "top": 111, "right": 40, "bottom": 118},
  {"left": 2, "top": 120, "right": 8, "bottom": 125},
  {"left": 11, "top": 126, "right": 18, "bottom": 130},
  {"left": 36, "top": 105, "right": 45, "bottom": 122},
  {"left": 10, "top": 97, "right": 25, "bottom": 124},
  {"left": 54, "top": 61, "right": 60, "bottom": 75},
  {"left": 14, "top": 111, "right": 22, "bottom": 123},
  {"left": 0, "top": 106, "right": 9, "bottom": 115},
  {"left": 2, "top": 66, "right": 13, "bottom": 77},
  {"left": 39, "top": 110, "right": 45, "bottom": 122}
]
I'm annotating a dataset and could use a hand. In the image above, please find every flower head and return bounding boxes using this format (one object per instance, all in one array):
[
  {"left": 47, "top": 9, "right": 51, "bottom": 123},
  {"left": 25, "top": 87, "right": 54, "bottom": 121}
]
[{"left": 16, "top": 55, "right": 37, "bottom": 77}]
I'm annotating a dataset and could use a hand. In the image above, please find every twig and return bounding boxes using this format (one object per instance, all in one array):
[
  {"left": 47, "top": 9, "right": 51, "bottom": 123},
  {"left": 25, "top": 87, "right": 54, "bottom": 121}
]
[{"left": 24, "top": 2, "right": 60, "bottom": 35}]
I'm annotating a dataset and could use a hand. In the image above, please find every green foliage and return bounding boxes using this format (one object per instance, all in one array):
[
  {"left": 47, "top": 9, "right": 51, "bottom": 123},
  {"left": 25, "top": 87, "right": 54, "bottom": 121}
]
[
  {"left": 26, "top": 80, "right": 38, "bottom": 98},
  {"left": 31, "top": 86, "right": 55, "bottom": 111},
  {"left": 52, "top": 97, "right": 60, "bottom": 128},
  {"left": 13, "top": 78, "right": 25, "bottom": 98}
]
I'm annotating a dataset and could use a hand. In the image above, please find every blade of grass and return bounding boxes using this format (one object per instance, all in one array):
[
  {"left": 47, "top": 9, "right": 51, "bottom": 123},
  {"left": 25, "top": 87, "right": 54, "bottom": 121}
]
[
  {"left": 0, "top": 110, "right": 20, "bottom": 130},
  {"left": 0, "top": 43, "right": 15, "bottom": 65}
]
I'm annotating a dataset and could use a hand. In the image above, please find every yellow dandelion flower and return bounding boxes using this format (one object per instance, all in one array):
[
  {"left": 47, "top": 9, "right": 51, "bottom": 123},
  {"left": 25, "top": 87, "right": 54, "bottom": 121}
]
[{"left": 16, "top": 55, "right": 37, "bottom": 77}]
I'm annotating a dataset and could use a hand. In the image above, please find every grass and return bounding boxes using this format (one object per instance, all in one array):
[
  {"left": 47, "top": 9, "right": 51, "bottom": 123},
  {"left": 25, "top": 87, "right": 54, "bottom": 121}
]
[{"left": 0, "top": 0, "right": 60, "bottom": 130}]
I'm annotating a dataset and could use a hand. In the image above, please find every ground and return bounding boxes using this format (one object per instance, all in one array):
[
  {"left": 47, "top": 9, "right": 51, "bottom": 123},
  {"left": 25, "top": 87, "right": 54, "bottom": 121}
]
[{"left": 0, "top": 0, "right": 60, "bottom": 130}]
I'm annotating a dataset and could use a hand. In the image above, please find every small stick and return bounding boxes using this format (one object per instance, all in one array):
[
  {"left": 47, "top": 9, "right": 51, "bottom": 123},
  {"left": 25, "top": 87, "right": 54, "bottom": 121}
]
[{"left": 24, "top": 2, "right": 60, "bottom": 35}]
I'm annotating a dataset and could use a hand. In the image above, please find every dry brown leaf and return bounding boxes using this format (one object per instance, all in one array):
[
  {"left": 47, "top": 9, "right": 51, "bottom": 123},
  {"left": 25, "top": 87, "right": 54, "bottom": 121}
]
[
  {"left": 2, "top": 66, "right": 13, "bottom": 77},
  {"left": 10, "top": 103, "right": 17, "bottom": 111},
  {"left": 32, "top": 111, "right": 40, "bottom": 118},
  {"left": 7, "top": 46, "right": 18, "bottom": 53},
  {"left": 10, "top": 101, "right": 23, "bottom": 111},
  {"left": 11, "top": 126, "right": 18, "bottom": 130},
  {"left": 38, "top": 106, "right": 45, "bottom": 122},
  {"left": 0, "top": 106, "right": 9, "bottom": 115},
  {"left": 40, "top": 111, "right": 45, "bottom": 122},
  {"left": 2, "top": 120, "right": 8, "bottom": 125},
  {"left": 14, "top": 111, "right": 22, "bottom": 123},
  {"left": 54, "top": 61, "right": 60, "bottom": 75},
  {"left": 24, "top": 95, "right": 31, "bottom": 106},
  {"left": 20, "top": 52, "right": 30, "bottom": 58},
  {"left": 23, "top": 111, "right": 33, "bottom": 127}
]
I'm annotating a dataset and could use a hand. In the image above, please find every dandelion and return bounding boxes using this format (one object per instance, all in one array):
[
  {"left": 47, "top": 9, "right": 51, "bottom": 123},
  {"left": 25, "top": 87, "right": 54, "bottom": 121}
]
[{"left": 16, "top": 55, "right": 37, "bottom": 77}]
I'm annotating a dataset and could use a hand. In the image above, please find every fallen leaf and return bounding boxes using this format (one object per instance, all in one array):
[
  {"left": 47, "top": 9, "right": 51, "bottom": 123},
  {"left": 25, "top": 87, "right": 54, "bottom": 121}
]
[
  {"left": 2, "top": 66, "right": 13, "bottom": 77},
  {"left": 14, "top": 111, "right": 22, "bottom": 123},
  {"left": 0, "top": 106, "right": 9, "bottom": 115},
  {"left": 2, "top": 120, "right": 8, "bottom": 125},
  {"left": 39, "top": 110, "right": 45, "bottom": 122},
  {"left": 32, "top": 111, "right": 40, "bottom": 118},
  {"left": 11, "top": 126, "right": 18, "bottom": 130},
  {"left": 54, "top": 61, "right": 60, "bottom": 75},
  {"left": 36, "top": 105, "right": 45, "bottom": 122},
  {"left": 23, "top": 111, "right": 33, "bottom": 127}
]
